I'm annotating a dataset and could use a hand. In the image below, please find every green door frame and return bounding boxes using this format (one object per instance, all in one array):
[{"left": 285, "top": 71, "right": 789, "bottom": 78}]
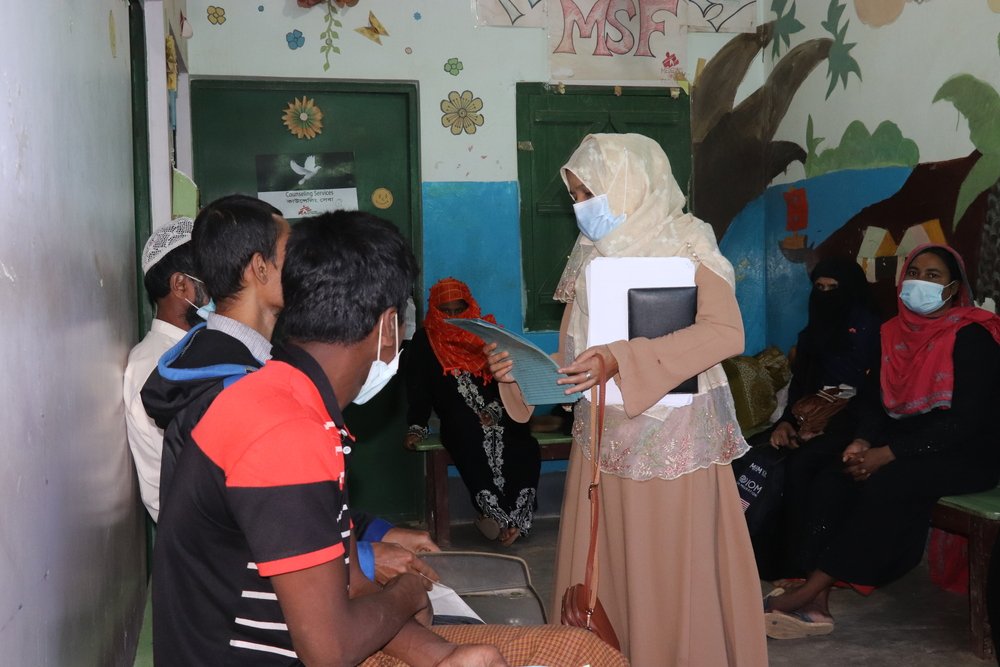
[{"left": 130, "top": 0, "right": 153, "bottom": 337}]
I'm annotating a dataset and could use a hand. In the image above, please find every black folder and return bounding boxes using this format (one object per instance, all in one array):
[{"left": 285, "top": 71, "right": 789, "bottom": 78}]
[{"left": 627, "top": 286, "right": 698, "bottom": 394}]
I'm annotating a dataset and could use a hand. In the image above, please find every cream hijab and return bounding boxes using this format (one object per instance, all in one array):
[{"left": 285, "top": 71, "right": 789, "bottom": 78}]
[{"left": 555, "top": 133, "right": 735, "bottom": 351}]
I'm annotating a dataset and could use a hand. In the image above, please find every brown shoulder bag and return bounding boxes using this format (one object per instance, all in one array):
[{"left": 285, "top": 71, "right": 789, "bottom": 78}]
[{"left": 560, "top": 358, "right": 621, "bottom": 651}]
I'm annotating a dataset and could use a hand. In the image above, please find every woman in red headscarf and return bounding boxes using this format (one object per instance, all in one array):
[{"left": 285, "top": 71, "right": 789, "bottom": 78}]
[
  {"left": 403, "top": 278, "right": 541, "bottom": 545},
  {"left": 764, "top": 244, "right": 1000, "bottom": 638}
]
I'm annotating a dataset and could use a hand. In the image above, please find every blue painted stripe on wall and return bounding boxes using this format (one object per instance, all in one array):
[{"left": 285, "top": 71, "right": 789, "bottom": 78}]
[
  {"left": 721, "top": 166, "right": 912, "bottom": 355},
  {"left": 421, "top": 181, "right": 559, "bottom": 353}
]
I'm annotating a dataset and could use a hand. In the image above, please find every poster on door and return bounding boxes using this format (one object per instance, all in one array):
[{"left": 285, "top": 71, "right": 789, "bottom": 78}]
[{"left": 255, "top": 152, "right": 359, "bottom": 220}]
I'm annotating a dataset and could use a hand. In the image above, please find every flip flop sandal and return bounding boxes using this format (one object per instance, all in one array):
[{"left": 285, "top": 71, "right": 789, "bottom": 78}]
[
  {"left": 763, "top": 587, "right": 786, "bottom": 608},
  {"left": 474, "top": 515, "right": 501, "bottom": 541},
  {"left": 764, "top": 609, "right": 834, "bottom": 640}
]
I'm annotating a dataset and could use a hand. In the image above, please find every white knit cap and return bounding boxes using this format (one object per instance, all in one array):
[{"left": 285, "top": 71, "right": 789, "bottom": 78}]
[{"left": 141, "top": 217, "right": 194, "bottom": 275}]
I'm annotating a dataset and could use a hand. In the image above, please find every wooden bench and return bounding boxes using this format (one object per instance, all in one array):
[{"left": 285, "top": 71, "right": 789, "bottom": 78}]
[
  {"left": 931, "top": 488, "right": 1000, "bottom": 659},
  {"left": 411, "top": 431, "right": 573, "bottom": 546}
]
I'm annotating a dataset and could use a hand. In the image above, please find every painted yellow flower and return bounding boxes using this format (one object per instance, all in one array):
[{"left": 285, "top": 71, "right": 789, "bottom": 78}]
[
  {"left": 282, "top": 97, "right": 324, "bottom": 140},
  {"left": 440, "top": 90, "right": 484, "bottom": 136},
  {"left": 207, "top": 6, "right": 226, "bottom": 25}
]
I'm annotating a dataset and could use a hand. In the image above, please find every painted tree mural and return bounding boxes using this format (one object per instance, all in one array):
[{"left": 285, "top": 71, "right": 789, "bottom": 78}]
[
  {"left": 691, "top": 0, "right": 861, "bottom": 239},
  {"left": 932, "top": 32, "right": 1000, "bottom": 303}
]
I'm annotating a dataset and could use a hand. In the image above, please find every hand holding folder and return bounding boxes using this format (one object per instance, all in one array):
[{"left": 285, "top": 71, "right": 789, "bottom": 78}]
[{"left": 445, "top": 318, "right": 582, "bottom": 405}]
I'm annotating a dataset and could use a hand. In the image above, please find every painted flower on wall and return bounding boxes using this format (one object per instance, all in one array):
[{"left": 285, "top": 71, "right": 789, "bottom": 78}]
[
  {"left": 286, "top": 29, "right": 305, "bottom": 49},
  {"left": 440, "top": 90, "right": 484, "bottom": 135},
  {"left": 282, "top": 97, "right": 324, "bottom": 140},
  {"left": 444, "top": 57, "right": 464, "bottom": 76},
  {"left": 206, "top": 6, "right": 226, "bottom": 25}
]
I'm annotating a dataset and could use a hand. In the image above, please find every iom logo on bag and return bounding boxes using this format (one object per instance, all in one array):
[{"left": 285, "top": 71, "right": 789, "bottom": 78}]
[{"left": 737, "top": 462, "right": 769, "bottom": 513}]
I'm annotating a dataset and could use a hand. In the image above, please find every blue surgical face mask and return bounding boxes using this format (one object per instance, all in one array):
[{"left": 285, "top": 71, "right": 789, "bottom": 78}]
[
  {"left": 353, "top": 314, "right": 401, "bottom": 405},
  {"left": 571, "top": 149, "right": 629, "bottom": 242},
  {"left": 183, "top": 273, "right": 215, "bottom": 321},
  {"left": 573, "top": 194, "right": 626, "bottom": 242},
  {"left": 188, "top": 299, "right": 216, "bottom": 320},
  {"left": 899, "top": 279, "right": 954, "bottom": 316}
]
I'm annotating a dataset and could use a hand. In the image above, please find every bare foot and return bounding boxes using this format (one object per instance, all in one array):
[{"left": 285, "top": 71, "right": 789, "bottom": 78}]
[{"left": 766, "top": 585, "right": 819, "bottom": 614}]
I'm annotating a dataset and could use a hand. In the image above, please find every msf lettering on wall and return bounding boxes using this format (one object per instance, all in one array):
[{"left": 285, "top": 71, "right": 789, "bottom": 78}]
[
  {"left": 552, "top": 0, "right": 687, "bottom": 84},
  {"left": 475, "top": 1, "right": 757, "bottom": 84}
]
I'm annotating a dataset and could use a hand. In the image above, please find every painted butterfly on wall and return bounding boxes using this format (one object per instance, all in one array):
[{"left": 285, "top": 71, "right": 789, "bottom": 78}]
[{"left": 356, "top": 12, "right": 388, "bottom": 44}]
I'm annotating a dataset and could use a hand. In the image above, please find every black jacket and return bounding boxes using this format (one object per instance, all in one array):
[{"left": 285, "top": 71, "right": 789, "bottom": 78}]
[{"left": 141, "top": 323, "right": 263, "bottom": 517}]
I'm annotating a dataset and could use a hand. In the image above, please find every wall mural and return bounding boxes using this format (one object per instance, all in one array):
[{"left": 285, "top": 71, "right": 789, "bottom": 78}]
[
  {"left": 319, "top": 2, "right": 344, "bottom": 70},
  {"left": 804, "top": 118, "right": 918, "bottom": 179},
  {"left": 440, "top": 91, "right": 486, "bottom": 136},
  {"left": 444, "top": 57, "right": 465, "bottom": 77},
  {"left": 691, "top": 0, "right": 861, "bottom": 241},
  {"left": 705, "top": 1, "right": 1000, "bottom": 352},
  {"left": 799, "top": 39, "right": 1000, "bottom": 310},
  {"left": 206, "top": 5, "right": 226, "bottom": 25},
  {"left": 286, "top": 29, "right": 306, "bottom": 50},
  {"left": 355, "top": 12, "right": 389, "bottom": 44}
]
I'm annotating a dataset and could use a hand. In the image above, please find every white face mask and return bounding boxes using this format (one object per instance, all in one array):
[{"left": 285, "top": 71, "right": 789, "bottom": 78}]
[
  {"left": 899, "top": 279, "right": 955, "bottom": 316},
  {"left": 353, "top": 314, "right": 401, "bottom": 405}
]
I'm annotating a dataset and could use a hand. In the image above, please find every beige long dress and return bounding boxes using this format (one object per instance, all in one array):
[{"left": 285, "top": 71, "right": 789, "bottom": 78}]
[
  {"left": 503, "top": 266, "right": 767, "bottom": 666},
  {"left": 502, "top": 133, "right": 767, "bottom": 665},
  {"left": 561, "top": 267, "right": 767, "bottom": 666}
]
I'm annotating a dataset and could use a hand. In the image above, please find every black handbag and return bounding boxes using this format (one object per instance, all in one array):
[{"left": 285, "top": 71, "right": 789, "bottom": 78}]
[{"left": 733, "top": 446, "right": 787, "bottom": 537}]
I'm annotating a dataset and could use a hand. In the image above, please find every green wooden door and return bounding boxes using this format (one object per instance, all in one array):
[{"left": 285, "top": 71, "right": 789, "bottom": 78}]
[
  {"left": 190, "top": 79, "right": 424, "bottom": 523},
  {"left": 516, "top": 84, "right": 691, "bottom": 330}
]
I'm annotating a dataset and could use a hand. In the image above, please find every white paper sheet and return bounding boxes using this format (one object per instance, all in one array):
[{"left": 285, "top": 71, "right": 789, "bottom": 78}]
[
  {"left": 428, "top": 583, "right": 484, "bottom": 623},
  {"left": 586, "top": 257, "right": 697, "bottom": 408}
]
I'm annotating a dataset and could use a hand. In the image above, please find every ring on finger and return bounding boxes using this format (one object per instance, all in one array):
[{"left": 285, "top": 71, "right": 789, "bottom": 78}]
[{"left": 585, "top": 371, "right": 592, "bottom": 380}]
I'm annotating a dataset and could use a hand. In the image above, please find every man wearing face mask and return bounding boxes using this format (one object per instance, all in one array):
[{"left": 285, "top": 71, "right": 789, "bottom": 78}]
[
  {"left": 152, "top": 210, "right": 627, "bottom": 667},
  {"left": 124, "top": 217, "right": 213, "bottom": 522},
  {"left": 141, "top": 196, "right": 440, "bottom": 584},
  {"left": 142, "top": 195, "right": 289, "bottom": 521}
]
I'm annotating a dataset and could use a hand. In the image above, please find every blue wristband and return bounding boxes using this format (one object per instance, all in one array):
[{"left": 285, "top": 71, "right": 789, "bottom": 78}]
[
  {"left": 362, "top": 517, "right": 394, "bottom": 543},
  {"left": 357, "top": 540, "right": 375, "bottom": 581}
]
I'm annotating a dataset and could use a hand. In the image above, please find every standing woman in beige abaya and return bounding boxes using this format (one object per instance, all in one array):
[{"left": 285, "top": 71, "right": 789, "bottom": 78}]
[{"left": 489, "top": 134, "right": 768, "bottom": 665}]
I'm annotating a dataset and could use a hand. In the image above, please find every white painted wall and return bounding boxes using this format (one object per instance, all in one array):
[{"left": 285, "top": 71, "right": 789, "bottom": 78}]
[
  {"left": 185, "top": 0, "right": 762, "bottom": 184},
  {"left": 772, "top": 1, "right": 1000, "bottom": 184},
  {"left": 186, "top": 0, "right": 547, "bottom": 182},
  {"left": 0, "top": 2, "right": 146, "bottom": 665}
]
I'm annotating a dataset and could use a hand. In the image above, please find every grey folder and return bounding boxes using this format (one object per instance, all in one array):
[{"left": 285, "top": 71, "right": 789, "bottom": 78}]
[
  {"left": 445, "top": 318, "right": 581, "bottom": 405},
  {"left": 626, "top": 286, "right": 698, "bottom": 394}
]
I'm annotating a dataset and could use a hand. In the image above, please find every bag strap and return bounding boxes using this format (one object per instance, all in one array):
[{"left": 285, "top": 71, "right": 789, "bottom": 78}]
[{"left": 583, "top": 356, "right": 607, "bottom": 618}]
